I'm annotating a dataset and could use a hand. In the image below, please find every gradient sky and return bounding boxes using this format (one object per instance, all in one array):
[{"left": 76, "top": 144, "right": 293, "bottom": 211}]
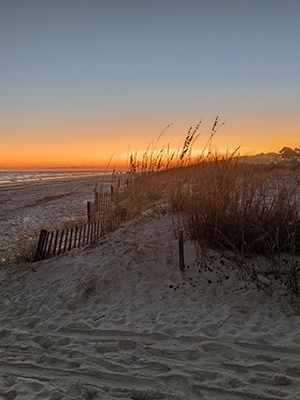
[{"left": 1, "top": 0, "right": 299, "bottom": 168}]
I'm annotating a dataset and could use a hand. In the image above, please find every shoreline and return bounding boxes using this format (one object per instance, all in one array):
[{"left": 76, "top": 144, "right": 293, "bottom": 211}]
[
  {"left": 0, "top": 174, "right": 126, "bottom": 257},
  {"left": 0, "top": 170, "right": 127, "bottom": 189}
]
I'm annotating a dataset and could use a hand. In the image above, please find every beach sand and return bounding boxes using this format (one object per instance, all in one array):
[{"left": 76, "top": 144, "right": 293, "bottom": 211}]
[
  {"left": 0, "top": 179, "right": 300, "bottom": 399},
  {"left": 0, "top": 174, "right": 120, "bottom": 257}
]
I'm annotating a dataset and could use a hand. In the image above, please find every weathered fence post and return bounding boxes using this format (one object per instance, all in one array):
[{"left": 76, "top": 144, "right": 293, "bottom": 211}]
[
  {"left": 94, "top": 191, "right": 99, "bottom": 213},
  {"left": 178, "top": 230, "right": 185, "bottom": 271},
  {"left": 87, "top": 201, "right": 92, "bottom": 224},
  {"left": 34, "top": 229, "right": 47, "bottom": 261}
]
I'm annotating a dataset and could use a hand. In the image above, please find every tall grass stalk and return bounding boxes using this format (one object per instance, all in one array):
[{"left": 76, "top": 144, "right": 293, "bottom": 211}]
[{"left": 180, "top": 156, "right": 300, "bottom": 256}]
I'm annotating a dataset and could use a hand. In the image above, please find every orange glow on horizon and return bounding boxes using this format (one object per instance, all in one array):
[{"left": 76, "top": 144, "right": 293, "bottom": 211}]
[{"left": 1, "top": 118, "right": 298, "bottom": 169}]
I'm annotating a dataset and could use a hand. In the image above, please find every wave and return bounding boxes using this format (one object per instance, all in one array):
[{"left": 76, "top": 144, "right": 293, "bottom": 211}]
[{"left": 0, "top": 170, "right": 108, "bottom": 186}]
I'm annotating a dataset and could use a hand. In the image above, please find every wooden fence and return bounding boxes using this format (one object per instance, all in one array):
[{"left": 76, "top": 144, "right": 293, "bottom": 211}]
[
  {"left": 34, "top": 185, "right": 124, "bottom": 261},
  {"left": 33, "top": 176, "right": 187, "bottom": 269},
  {"left": 87, "top": 186, "right": 116, "bottom": 224},
  {"left": 34, "top": 217, "right": 120, "bottom": 261}
]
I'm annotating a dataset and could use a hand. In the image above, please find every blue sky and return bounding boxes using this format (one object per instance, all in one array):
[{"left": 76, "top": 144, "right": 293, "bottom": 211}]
[{"left": 1, "top": 0, "right": 300, "bottom": 167}]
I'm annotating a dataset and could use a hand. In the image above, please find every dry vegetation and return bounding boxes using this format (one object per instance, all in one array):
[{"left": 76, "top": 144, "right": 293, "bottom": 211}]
[
  {"left": 122, "top": 122, "right": 300, "bottom": 304},
  {"left": 3, "top": 119, "right": 300, "bottom": 306},
  {"left": 125, "top": 153, "right": 300, "bottom": 255},
  {"left": 123, "top": 158, "right": 300, "bottom": 305}
]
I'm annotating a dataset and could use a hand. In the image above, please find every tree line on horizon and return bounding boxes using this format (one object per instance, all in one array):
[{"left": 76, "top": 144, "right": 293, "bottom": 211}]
[{"left": 279, "top": 146, "right": 300, "bottom": 160}]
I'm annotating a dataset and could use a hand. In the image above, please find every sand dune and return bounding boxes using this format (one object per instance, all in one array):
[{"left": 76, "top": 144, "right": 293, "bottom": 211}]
[{"left": 1, "top": 207, "right": 300, "bottom": 399}]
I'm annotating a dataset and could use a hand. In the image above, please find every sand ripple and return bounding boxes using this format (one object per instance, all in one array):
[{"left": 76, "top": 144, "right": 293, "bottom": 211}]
[{"left": 0, "top": 203, "right": 300, "bottom": 399}]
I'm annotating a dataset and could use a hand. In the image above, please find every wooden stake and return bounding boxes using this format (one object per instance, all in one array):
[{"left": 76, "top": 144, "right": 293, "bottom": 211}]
[
  {"left": 94, "top": 191, "right": 99, "bottom": 213},
  {"left": 87, "top": 201, "right": 92, "bottom": 224},
  {"left": 34, "top": 229, "right": 47, "bottom": 261},
  {"left": 179, "top": 230, "right": 185, "bottom": 271}
]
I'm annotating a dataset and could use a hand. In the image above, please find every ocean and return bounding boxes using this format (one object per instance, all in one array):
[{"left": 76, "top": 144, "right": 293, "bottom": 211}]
[{"left": 0, "top": 169, "right": 109, "bottom": 186}]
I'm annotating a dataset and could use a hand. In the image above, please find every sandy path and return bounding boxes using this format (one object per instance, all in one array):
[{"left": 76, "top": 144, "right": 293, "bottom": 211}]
[{"left": 0, "top": 214, "right": 300, "bottom": 399}]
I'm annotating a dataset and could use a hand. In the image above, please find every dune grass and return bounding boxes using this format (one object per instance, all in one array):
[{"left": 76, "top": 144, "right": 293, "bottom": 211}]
[
  {"left": 123, "top": 139, "right": 300, "bottom": 304},
  {"left": 179, "top": 157, "right": 300, "bottom": 256},
  {"left": 125, "top": 158, "right": 300, "bottom": 255},
  {"left": 124, "top": 124, "right": 300, "bottom": 258}
]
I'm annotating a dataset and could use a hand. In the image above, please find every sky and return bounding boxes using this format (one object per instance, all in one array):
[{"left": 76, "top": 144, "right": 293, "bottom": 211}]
[{"left": 1, "top": 0, "right": 300, "bottom": 169}]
